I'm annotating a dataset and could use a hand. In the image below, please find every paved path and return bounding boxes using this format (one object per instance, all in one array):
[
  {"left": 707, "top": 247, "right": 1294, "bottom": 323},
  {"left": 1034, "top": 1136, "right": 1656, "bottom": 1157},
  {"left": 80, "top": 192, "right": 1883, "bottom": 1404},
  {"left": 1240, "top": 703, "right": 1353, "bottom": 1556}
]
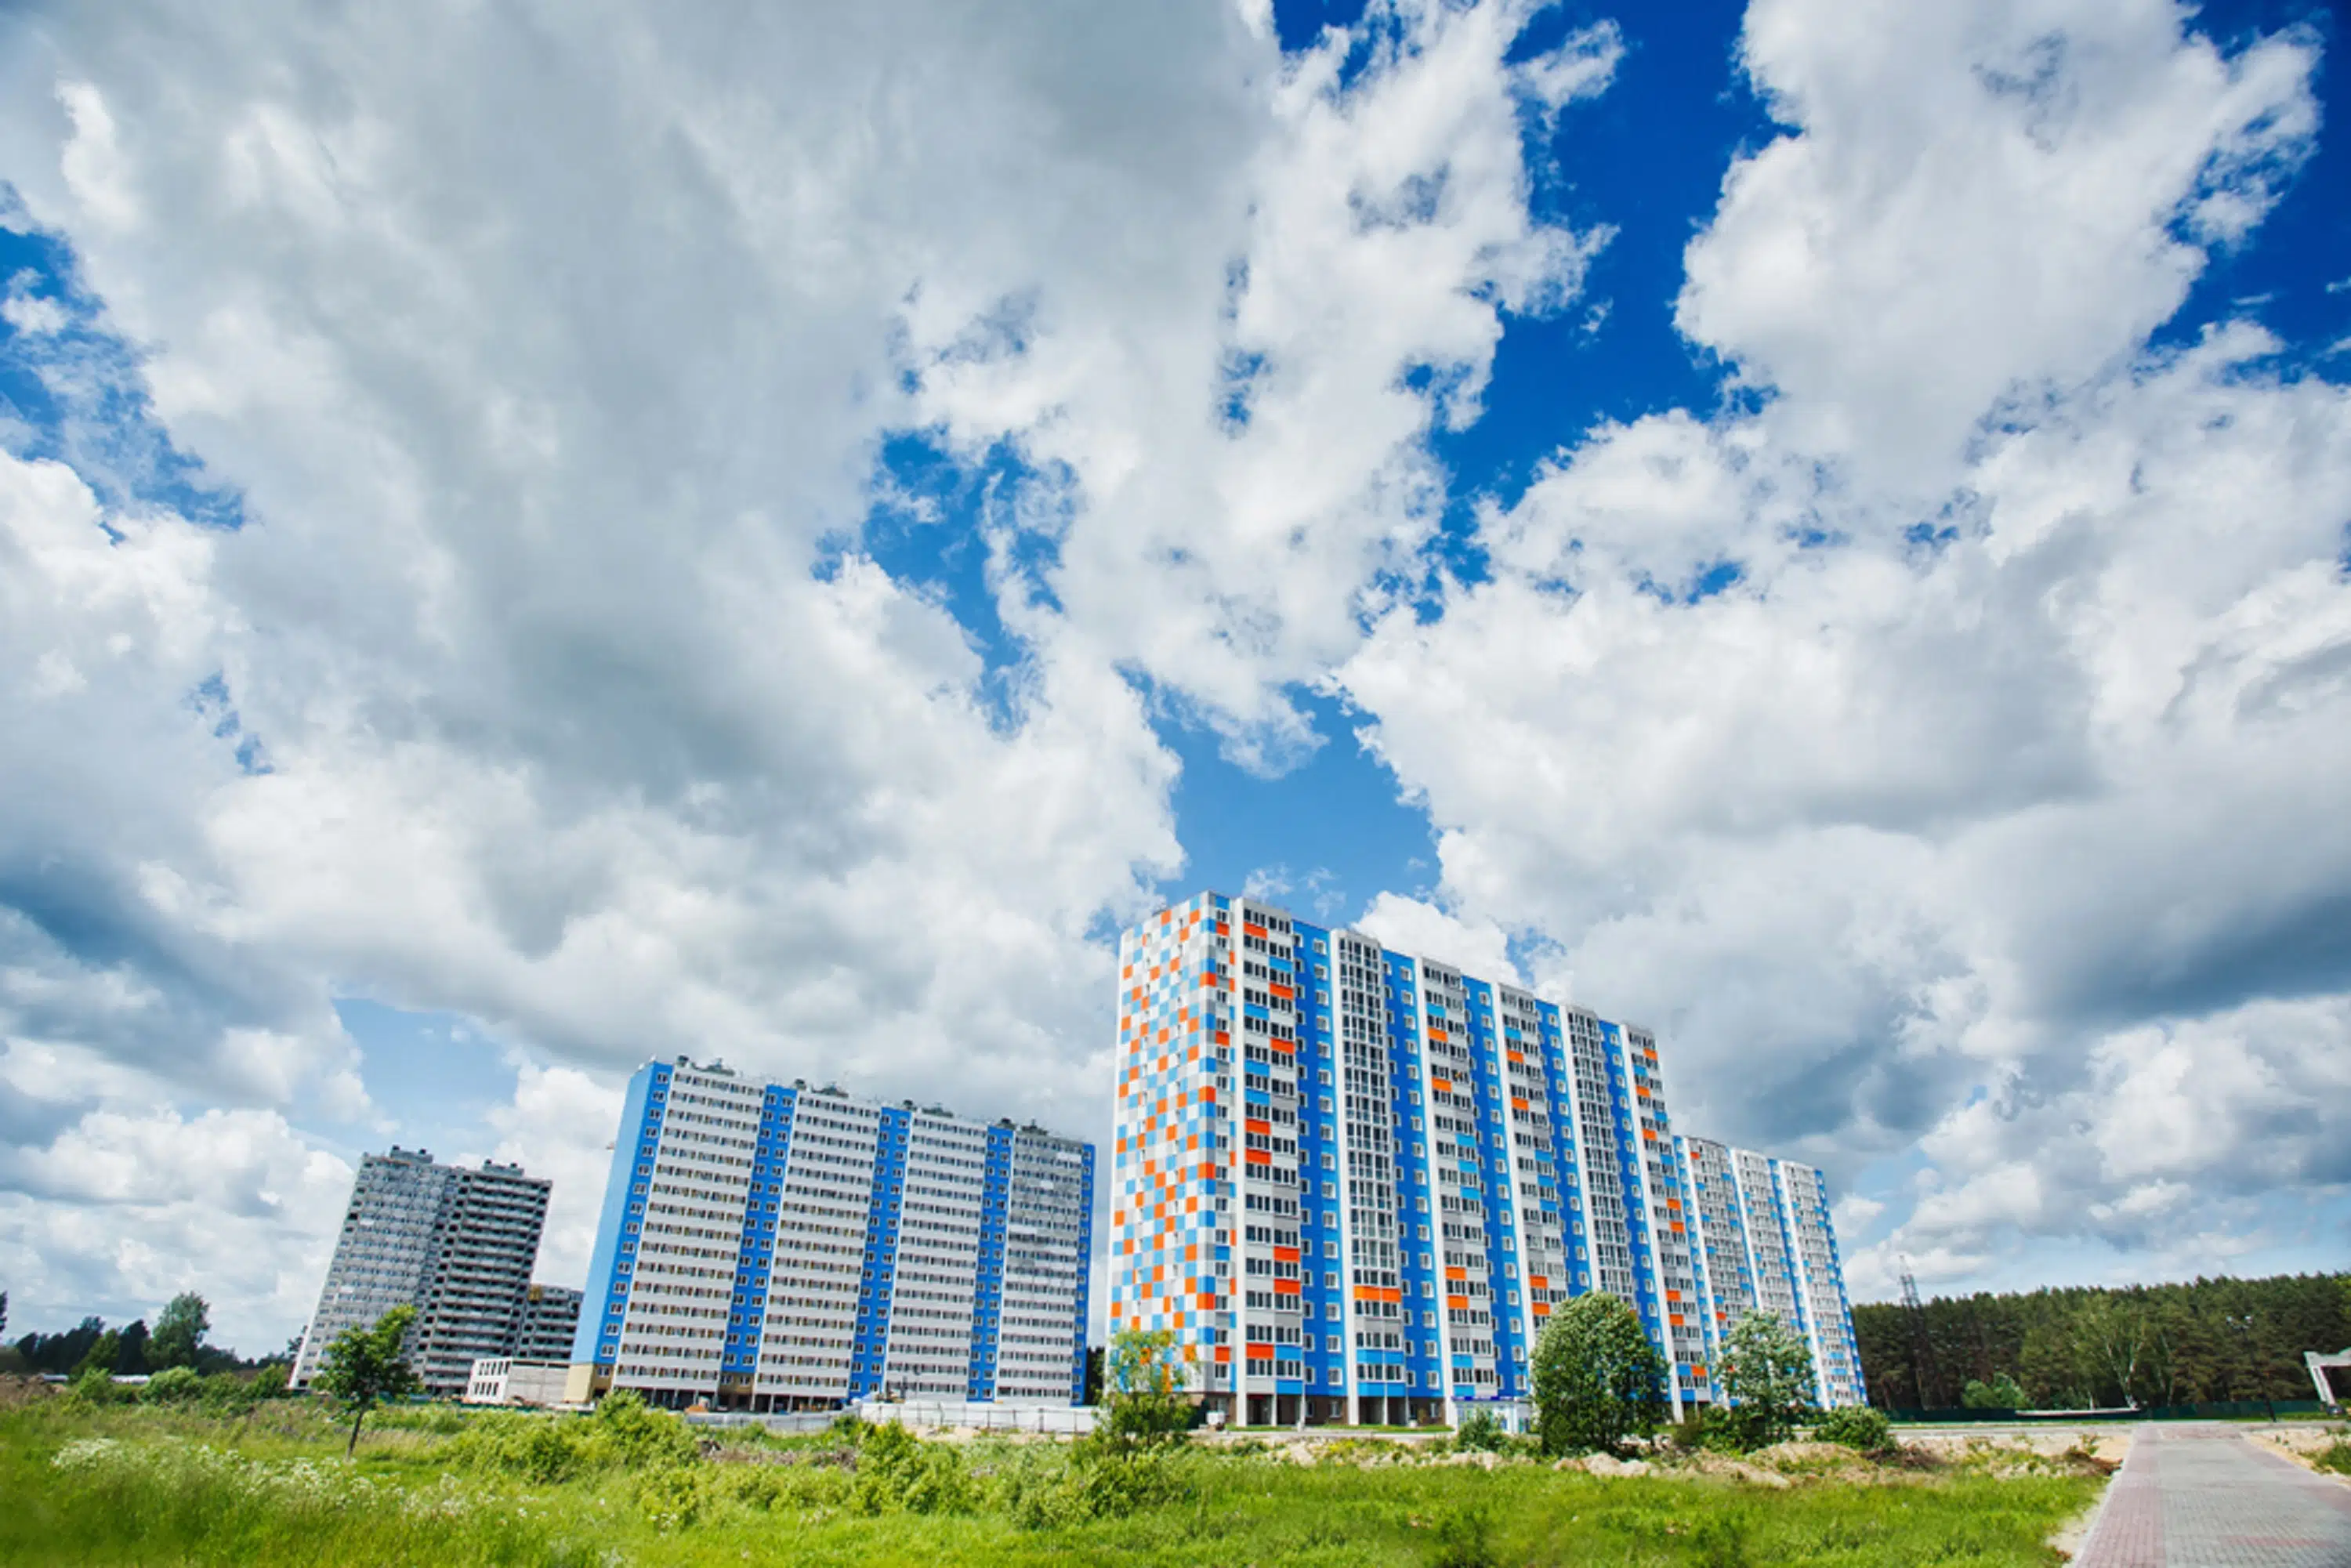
[{"left": 2078, "top": 1424, "right": 2351, "bottom": 1566}]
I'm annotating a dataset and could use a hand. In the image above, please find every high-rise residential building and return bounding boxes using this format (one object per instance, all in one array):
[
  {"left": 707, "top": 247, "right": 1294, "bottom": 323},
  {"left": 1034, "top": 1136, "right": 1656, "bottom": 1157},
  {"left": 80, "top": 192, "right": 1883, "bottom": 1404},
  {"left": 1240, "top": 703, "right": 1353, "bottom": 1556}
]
[
  {"left": 1670, "top": 1143, "right": 1864, "bottom": 1407},
  {"left": 513, "top": 1284, "right": 584, "bottom": 1363},
  {"left": 292, "top": 1147, "right": 552, "bottom": 1396},
  {"left": 1107, "top": 891, "right": 1866, "bottom": 1427},
  {"left": 571, "top": 1057, "right": 1095, "bottom": 1412}
]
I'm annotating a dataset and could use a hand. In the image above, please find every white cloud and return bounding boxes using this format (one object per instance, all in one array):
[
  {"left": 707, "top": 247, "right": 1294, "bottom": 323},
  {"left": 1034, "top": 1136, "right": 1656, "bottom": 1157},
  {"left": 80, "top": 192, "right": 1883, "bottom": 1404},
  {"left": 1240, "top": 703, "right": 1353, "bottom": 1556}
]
[
  {"left": 1352, "top": 893, "right": 1520, "bottom": 987},
  {"left": 0, "top": 0, "right": 1605, "bottom": 1342},
  {"left": 0, "top": 1104, "right": 350, "bottom": 1350},
  {"left": 483, "top": 1060, "right": 624, "bottom": 1295},
  {"left": 1342, "top": 1, "right": 2349, "bottom": 1290},
  {"left": 1683, "top": 0, "right": 2317, "bottom": 490},
  {"left": 2, "top": 280, "right": 66, "bottom": 335},
  {"left": 0, "top": 0, "right": 2338, "bottom": 1345}
]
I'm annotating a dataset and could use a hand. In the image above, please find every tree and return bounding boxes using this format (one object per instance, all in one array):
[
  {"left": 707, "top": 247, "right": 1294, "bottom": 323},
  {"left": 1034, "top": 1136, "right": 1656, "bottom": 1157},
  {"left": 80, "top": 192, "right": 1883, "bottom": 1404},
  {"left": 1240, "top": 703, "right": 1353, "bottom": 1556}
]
[
  {"left": 73, "top": 1329, "right": 122, "bottom": 1383},
  {"left": 310, "top": 1305, "right": 420, "bottom": 1458},
  {"left": 149, "top": 1293, "right": 211, "bottom": 1371},
  {"left": 1528, "top": 1292, "right": 1666, "bottom": 1458},
  {"left": 114, "top": 1319, "right": 150, "bottom": 1376},
  {"left": 1096, "top": 1327, "right": 1192, "bottom": 1452},
  {"left": 1083, "top": 1345, "right": 1104, "bottom": 1407},
  {"left": 1719, "top": 1310, "right": 1817, "bottom": 1450}
]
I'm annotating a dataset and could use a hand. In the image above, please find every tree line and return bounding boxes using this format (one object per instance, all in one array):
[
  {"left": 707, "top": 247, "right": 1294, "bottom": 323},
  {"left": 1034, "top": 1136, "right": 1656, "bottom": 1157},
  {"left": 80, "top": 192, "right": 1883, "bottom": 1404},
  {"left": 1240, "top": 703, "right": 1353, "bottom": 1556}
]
[
  {"left": 1853, "top": 1270, "right": 2350, "bottom": 1411},
  {"left": 2, "top": 1292, "right": 280, "bottom": 1379}
]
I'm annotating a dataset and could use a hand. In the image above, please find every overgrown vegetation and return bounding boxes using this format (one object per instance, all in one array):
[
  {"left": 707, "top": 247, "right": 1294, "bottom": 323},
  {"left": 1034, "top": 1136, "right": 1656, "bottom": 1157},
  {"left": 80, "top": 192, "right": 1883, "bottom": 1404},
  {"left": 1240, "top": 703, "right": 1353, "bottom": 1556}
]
[
  {"left": 0, "top": 1396, "right": 2102, "bottom": 1567},
  {"left": 1812, "top": 1405, "right": 1896, "bottom": 1457},
  {"left": 1854, "top": 1269, "right": 2350, "bottom": 1410}
]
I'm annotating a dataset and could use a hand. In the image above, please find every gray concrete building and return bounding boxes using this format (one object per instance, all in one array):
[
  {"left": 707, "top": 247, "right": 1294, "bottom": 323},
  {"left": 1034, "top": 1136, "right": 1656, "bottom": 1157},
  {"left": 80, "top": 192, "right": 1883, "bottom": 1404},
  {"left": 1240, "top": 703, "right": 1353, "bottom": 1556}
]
[
  {"left": 513, "top": 1284, "right": 584, "bottom": 1363},
  {"left": 292, "top": 1147, "right": 552, "bottom": 1396}
]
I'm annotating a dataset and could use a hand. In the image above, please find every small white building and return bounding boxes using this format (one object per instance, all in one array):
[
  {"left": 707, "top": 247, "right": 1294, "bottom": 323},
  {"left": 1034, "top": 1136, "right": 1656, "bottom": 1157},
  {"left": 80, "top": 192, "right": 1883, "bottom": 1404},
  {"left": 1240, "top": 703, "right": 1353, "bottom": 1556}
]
[{"left": 465, "top": 1357, "right": 572, "bottom": 1407}]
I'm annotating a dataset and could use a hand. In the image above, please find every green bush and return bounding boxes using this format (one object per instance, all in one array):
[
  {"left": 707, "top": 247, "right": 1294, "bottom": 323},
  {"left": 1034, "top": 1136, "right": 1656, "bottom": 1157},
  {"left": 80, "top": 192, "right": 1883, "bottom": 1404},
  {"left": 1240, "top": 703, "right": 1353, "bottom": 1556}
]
[
  {"left": 1962, "top": 1375, "right": 2027, "bottom": 1410},
  {"left": 2317, "top": 1439, "right": 2351, "bottom": 1476},
  {"left": 715, "top": 1459, "right": 853, "bottom": 1512},
  {"left": 590, "top": 1390, "right": 701, "bottom": 1470},
  {"left": 63, "top": 1368, "right": 127, "bottom": 1407},
  {"left": 636, "top": 1465, "right": 707, "bottom": 1531},
  {"left": 849, "top": 1420, "right": 975, "bottom": 1515},
  {"left": 448, "top": 1395, "right": 699, "bottom": 1482},
  {"left": 1454, "top": 1409, "right": 1509, "bottom": 1453},
  {"left": 199, "top": 1371, "right": 258, "bottom": 1413},
  {"left": 1814, "top": 1406, "right": 1894, "bottom": 1456},
  {"left": 141, "top": 1366, "right": 205, "bottom": 1403}
]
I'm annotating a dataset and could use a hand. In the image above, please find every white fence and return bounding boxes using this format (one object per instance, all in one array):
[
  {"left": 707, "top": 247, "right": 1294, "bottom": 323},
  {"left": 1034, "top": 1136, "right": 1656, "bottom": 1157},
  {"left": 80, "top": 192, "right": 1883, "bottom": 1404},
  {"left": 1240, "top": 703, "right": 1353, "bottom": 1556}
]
[
  {"left": 680, "top": 1402, "right": 1095, "bottom": 1436},
  {"left": 857, "top": 1400, "right": 1096, "bottom": 1436},
  {"left": 682, "top": 1410, "right": 842, "bottom": 1435}
]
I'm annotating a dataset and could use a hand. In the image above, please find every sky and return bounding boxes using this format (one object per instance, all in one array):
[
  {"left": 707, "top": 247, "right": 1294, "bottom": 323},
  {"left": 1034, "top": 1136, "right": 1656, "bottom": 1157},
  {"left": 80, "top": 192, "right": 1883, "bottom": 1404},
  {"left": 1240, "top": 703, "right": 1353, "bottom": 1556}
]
[{"left": 0, "top": 0, "right": 2346, "bottom": 1356}]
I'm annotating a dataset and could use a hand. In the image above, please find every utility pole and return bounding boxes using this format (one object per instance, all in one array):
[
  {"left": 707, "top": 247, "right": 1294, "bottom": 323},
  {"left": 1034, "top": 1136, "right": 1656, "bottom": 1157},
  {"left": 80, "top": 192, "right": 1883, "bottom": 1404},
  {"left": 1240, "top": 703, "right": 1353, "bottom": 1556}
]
[{"left": 1900, "top": 1256, "right": 1940, "bottom": 1410}]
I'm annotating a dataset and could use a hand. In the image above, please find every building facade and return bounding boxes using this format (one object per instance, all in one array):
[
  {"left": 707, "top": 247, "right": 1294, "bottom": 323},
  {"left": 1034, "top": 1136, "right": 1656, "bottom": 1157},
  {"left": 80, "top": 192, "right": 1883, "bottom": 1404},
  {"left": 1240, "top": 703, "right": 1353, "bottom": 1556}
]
[
  {"left": 514, "top": 1284, "right": 583, "bottom": 1363},
  {"left": 1675, "top": 1136, "right": 1866, "bottom": 1408},
  {"left": 573, "top": 1057, "right": 1094, "bottom": 1410},
  {"left": 1108, "top": 891, "right": 1865, "bottom": 1426},
  {"left": 463, "top": 1356, "right": 572, "bottom": 1407},
  {"left": 292, "top": 1147, "right": 552, "bottom": 1396}
]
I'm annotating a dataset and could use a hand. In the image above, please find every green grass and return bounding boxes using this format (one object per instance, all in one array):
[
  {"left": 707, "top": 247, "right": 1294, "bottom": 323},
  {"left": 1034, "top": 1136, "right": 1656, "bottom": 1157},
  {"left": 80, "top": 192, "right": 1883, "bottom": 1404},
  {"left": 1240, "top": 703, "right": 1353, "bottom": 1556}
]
[{"left": 0, "top": 1401, "right": 2099, "bottom": 1567}]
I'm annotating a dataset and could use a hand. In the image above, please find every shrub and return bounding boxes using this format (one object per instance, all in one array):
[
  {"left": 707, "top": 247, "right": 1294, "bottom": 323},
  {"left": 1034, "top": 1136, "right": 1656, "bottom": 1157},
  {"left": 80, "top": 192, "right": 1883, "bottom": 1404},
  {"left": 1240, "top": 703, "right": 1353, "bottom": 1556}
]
[
  {"left": 1076, "top": 1447, "right": 1189, "bottom": 1519},
  {"left": 142, "top": 1367, "right": 205, "bottom": 1404},
  {"left": 636, "top": 1465, "right": 707, "bottom": 1531},
  {"left": 2317, "top": 1439, "right": 2351, "bottom": 1477},
  {"left": 1454, "top": 1409, "right": 1509, "bottom": 1453},
  {"left": 1813, "top": 1405, "right": 1895, "bottom": 1456},
  {"left": 64, "top": 1368, "right": 127, "bottom": 1407},
  {"left": 590, "top": 1390, "right": 701, "bottom": 1471},
  {"left": 1961, "top": 1374, "right": 2027, "bottom": 1410},
  {"left": 849, "top": 1420, "right": 974, "bottom": 1515}
]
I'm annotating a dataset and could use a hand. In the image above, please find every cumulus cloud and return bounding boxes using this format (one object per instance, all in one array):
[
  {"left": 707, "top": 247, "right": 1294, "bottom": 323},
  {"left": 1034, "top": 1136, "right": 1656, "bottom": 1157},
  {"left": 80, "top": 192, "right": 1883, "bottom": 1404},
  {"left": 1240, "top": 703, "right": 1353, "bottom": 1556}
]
[
  {"left": 1352, "top": 892, "right": 1520, "bottom": 987},
  {"left": 0, "top": 0, "right": 1605, "bottom": 1341},
  {"left": 1684, "top": 0, "right": 2319, "bottom": 488},
  {"left": 0, "top": 0, "right": 2338, "bottom": 1343},
  {"left": 1343, "top": 0, "right": 2349, "bottom": 1288},
  {"left": 0, "top": 1104, "right": 350, "bottom": 1349}
]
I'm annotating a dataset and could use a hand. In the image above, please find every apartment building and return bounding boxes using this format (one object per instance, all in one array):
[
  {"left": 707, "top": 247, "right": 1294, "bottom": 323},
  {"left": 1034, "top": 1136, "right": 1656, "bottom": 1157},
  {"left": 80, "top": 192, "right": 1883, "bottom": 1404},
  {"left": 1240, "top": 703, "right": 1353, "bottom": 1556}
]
[
  {"left": 292, "top": 1147, "right": 552, "bottom": 1396},
  {"left": 1107, "top": 891, "right": 1865, "bottom": 1426},
  {"left": 1674, "top": 1136, "right": 1866, "bottom": 1408},
  {"left": 572, "top": 1057, "right": 1094, "bottom": 1410},
  {"left": 513, "top": 1284, "right": 583, "bottom": 1363}
]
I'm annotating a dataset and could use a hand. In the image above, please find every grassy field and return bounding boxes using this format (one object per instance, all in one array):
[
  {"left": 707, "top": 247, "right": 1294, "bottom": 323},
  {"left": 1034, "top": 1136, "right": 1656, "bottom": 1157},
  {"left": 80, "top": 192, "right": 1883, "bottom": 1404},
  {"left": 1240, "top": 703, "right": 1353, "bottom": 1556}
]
[{"left": 0, "top": 1397, "right": 2106, "bottom": 1567}]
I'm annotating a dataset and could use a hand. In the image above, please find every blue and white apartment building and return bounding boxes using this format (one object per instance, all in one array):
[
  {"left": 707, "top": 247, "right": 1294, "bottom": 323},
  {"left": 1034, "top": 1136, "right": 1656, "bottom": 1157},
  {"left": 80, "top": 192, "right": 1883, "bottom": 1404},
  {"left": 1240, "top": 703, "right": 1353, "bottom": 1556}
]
[
  {"left": 1109, "top": 892, "right": 1864, "bottom": 1428},
  {"left": 572, "top": 1057, "right": 1095, "bottom": 1411}
]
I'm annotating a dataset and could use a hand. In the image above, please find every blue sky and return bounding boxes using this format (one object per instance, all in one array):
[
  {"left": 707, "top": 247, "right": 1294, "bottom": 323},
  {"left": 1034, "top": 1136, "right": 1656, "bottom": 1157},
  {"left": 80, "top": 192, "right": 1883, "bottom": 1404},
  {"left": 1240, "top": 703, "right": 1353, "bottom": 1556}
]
[{"left": 0, "top": 0, "right": 2346, "bottom": 1353}]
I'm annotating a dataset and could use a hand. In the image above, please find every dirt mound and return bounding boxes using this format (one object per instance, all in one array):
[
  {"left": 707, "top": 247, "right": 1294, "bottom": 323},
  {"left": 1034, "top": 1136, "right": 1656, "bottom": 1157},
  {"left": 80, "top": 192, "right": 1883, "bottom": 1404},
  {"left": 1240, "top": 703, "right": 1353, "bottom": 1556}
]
[{"left": 0, "top": 1374, "right": 57, "bottom": 1408}]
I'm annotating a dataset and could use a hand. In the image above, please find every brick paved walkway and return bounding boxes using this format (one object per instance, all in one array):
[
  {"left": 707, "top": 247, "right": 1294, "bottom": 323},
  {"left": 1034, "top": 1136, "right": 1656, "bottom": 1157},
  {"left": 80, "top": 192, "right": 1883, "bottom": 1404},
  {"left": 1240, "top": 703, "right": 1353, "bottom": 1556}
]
[{"left": 2077, "top": 1425, "right": 2351, "bottom": 1566}]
